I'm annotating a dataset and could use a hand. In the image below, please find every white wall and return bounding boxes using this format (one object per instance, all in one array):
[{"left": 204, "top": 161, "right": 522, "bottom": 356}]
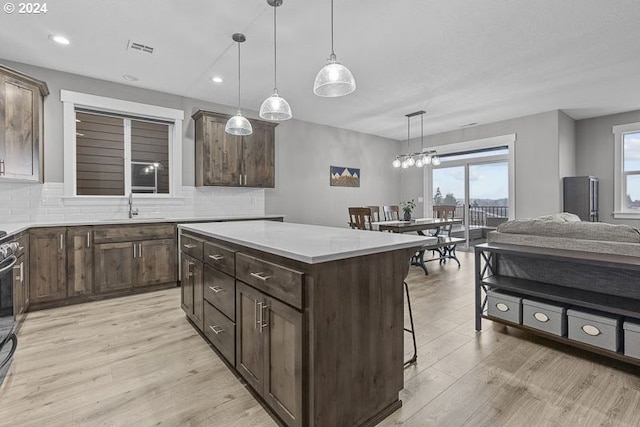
[
  {"left": 558, "top": 110, "right": 576, "bottom": 208},
  {"left": 265, "top": 119, "right": 401, "bottom": 227},
  {"left": 576, "top": 109, "right": 640, "bottom": 226}
]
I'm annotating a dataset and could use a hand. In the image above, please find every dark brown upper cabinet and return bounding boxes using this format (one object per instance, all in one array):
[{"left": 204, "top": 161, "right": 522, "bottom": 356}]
[
  {"left": 0, "top": 64, "right": 48, "bottom": 182},
  {"left": 192, "top": 110, "right": 277, "bottom": 188}
]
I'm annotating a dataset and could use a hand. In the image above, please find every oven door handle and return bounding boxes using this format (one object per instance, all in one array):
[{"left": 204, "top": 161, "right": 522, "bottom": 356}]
[
  {"left": 0, "top": 255, "right": 17, "bottom": 275},
  {"left": 0, "top": 334, "right": 17, "bottom": 370}
]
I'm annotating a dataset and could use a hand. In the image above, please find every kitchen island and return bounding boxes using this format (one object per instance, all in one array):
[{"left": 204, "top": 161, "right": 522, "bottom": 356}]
[{"left": 178, "top": 220, "right": 429, "bottom": 427}]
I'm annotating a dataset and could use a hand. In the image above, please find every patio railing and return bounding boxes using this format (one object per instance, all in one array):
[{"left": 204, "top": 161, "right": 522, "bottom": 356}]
[{"left": 449, "top": 205, "right": 508, "bottom": 227}]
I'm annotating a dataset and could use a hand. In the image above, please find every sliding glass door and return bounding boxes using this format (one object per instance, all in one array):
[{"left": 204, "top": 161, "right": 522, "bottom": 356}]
[{"left": 428, "top": 148, "right": 511, "bottom": 248}]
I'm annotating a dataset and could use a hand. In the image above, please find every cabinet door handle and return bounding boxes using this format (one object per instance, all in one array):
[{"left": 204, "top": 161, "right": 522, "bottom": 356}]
[
  {"left": 208, "top": 254, "right": 224, "bottom": 261},
  {"left": 86, "top": 231, "right": 91, "bottom": 248},
  {"left": 183, "top": 243, "right": 197, "bottom": 249},
  {"left": 0, "top": 160, "right": 5, "bottom": 175},
  {"left": 133, "top": 244, "right": 137, "bottom": 258},
  {"left": 250, "top": 272, "right": 271, "bottom": 281},
  {"left": 187, "top": 262, "right": 193, "bottom": 277},
  {"left": 60, "top": 233, "right": 64, "bottom": 250},
  {"left": 208, "top": 286, "right": 224, "bottom": 293},
  {"left": 239, "top": 175, "right": 242, "bottom": 185},
  {"left": 209, "top": 325, "right": 224, "bottom": 335},
  {"left": 19, "top": 261, "right": 23, "bottom": 283},
  {"left": 260, "top": 303, "right": 269, "bottom": 333},
  {"left": 253, "top": 300, "right": 262, "bottom": 329},
  {"left": 138, "top": 243, "right": 142, "bottom": 258}
]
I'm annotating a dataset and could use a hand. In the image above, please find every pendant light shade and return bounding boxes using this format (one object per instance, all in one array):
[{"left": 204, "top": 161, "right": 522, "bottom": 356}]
[
  {"left": 226, "top": 33, "right": 253, "bottom": 136},
  {"left": 313, "top": 0, "right": 356, "bottom": 97},
  {"left": 225, "top": 110, "right": 253, "bottom": 136},
  {"left": 260, "top": 0, "right": 292, "bottom": 120}
]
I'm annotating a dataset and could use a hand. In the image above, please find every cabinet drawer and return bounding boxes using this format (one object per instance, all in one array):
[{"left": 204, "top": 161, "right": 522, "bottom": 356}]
[
  {"left": 203, "top": 242, "right": 235, "bottom": 276},
  {"left": 204, "top": 301, "right": 235, "bottom": 365},
  {"left": 94, "top": 224, "right": 175, "bottom": 243},
  {"left": 181, "top": 234, "right": 203, "bottom": 260},
  {"left": 203, "top": 265, "right": 235, "bottom": 320},
  {"left": 236, "top": 253, "right": 303, "bottom": 310}
]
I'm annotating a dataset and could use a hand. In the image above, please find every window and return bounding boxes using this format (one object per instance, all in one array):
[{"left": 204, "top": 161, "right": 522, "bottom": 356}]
[
  {"left": 61, "top": 90, "right": 183, "bottom": 198},
  {"left": 613, "top": 122, "right": 640, "bottom": 217}
]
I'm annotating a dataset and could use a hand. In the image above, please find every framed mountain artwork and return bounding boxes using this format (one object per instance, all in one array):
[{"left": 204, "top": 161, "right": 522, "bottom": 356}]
[{"left": 330, "top": 166, "right": 360, "bottom": 187}]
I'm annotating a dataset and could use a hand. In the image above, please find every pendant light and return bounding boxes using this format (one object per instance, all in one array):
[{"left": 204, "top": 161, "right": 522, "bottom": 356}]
[
  {"left": 225, "top": 33, "right": 253, "bottom": 136},
  {"left": 259, "top": 0, "right": 292, "bottom": 120},
  {"left": 313, "top": 0, "right": 356, "bottom": 97},
  {"left": 392, "top": 110, "right": 440, "bottom": 168}
]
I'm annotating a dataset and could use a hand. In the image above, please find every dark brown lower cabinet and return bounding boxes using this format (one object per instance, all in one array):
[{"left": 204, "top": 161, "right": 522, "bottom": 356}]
[
  {"left": 181, "top": 253, "right": 203, "bottom": 330},
  {"left": 236, "top": 281, "right": 302, "bottom": 427},
  {"left": 94, "top": 242, "right": 136, "bottom": 292},
  {"left": 29, "top": 227, "right": 67, "bottom": 304},
  {"left": 67, "top": 226, "right": 93, "bottom": 296}
]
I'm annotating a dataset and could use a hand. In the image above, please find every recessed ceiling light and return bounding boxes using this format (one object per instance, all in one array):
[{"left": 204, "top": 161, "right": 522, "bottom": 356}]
[
  {"left": 122, "top": 74, "right": 139, "bottom": 82},
  {"left": 49, "top": 35, "right": 70, "bottom": 45},
  {"left": 211, "top": 76, "right": 223, "bottom": 84}
]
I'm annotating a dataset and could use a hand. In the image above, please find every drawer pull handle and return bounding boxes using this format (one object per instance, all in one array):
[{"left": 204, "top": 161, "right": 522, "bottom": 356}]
[
  {"left": 495, "top": 303, "right": 510, "bottom": 312},
  {"left": 250, "top": 272, "right": 271, "bottom": 281},
  {"left": 209, "top": 325, "right": 224, "bottom": 335},
  {"left": 208, "top": 286, "right": 224, "bottom": 293},
  {"left": 183, "top": 244, "right": 197, "bottom": 249},
  {"left": 582, "top": 324, "right": 601, "bottom": 336},
  {"left": 533, "top": 312, "right": 549, "bottom": 323},
  {"left": 208, "top": 254, "right": 224, "bottom": 261}
]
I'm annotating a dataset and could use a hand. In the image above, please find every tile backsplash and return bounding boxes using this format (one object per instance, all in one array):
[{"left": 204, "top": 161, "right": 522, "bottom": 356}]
[{"left": 2, "top": 182, "right": 265, "bottom": 223}]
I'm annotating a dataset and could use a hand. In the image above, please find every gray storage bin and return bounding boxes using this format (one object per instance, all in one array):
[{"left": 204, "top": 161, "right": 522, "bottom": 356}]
[
  {"left": 567, "top": 308, "right": 620, "bottom": 352},
  {"left": 623, "top": 320, "right": 640, "bottom": 359},
  {"left": 523, "top": 298, "right": 567, "bottom": 336},
  {"left": 487, "top": 289, "right": 522, "bottom": 324}
]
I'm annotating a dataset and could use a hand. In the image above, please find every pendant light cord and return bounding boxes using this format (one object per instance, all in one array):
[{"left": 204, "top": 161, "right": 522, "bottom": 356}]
[
  {"left": 237, "top": 41, "right": 242, "bottom": 109},
  {"left": 407, "top": 116, "right": 411, "bottom": 152},
  {"left": 273, "top": 4, "right": 278, "bottom": 90},
  {"left": 330, "top": 0, "right": 335, "bottom": 55},
  {"left": 420, "top": 112, "right": 424, "bottom": 153}
]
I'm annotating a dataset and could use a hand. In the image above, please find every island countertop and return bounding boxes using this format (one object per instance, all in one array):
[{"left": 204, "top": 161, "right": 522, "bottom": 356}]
[{"left": 178, "top": 220, "right": 434, "bottom": 264}]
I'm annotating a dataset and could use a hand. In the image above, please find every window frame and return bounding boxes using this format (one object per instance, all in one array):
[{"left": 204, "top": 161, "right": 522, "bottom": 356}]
[
  {"left": 61, "top": 90, "right": 184, "bottom": 199},
  {"left": 612, "top": 122, "right": 640, "bottom": 218}
]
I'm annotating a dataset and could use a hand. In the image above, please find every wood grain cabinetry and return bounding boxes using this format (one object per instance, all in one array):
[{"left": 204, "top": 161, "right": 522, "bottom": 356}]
[
  {"left": 29, "top": 227, "right": 67, "bottom": 304},
  {"left": 29, "top": 223, "right": 177, "bottom": 310},
  {"left": 0, "top": 64, "right": 48, "bottom": 182},
  {"left": 180, "top": 227, "right": 414, "bottom": 427},
  {"left": 236, "top": 280, "right": 302, "bottom": 426},
  {"left": 181, "top": 252, "right": 204, "bottom": 330},
  {"left": 193, "top": 110, "right": 277, "bottom": 188},
  {"left": 93, "top": 223, "right": 177, "bottom": 293},
  {"left": 67, "top": 226, "right": 93, "bottom": 296}
]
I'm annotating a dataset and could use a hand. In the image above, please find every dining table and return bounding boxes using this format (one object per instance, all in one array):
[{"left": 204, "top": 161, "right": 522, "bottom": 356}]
[{"left": 371, "top": 217, "right": 464, "bottom": 274}]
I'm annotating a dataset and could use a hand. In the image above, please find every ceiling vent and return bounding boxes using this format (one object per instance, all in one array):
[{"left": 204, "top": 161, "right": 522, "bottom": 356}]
[{"left": 127, "top": 40, "right": 154, "bottom": 55}]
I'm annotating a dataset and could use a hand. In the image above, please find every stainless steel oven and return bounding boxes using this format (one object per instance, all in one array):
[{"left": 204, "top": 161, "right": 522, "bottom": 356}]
[{"left": 0, "top": 242, "right": 18, "bottom": 389}]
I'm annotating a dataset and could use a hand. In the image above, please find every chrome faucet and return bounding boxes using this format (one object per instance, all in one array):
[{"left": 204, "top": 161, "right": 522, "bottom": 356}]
[{"left": 128, "top": 192, "right": 139, "bottom": 218}]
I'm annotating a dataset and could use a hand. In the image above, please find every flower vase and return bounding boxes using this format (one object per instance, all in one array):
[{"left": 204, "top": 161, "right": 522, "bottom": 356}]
[{"left": 403, "top": 212, "right": 411, "bottom": 221}]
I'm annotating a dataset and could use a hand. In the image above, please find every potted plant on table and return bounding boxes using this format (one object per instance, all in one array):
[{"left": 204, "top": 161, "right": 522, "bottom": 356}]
[{"left": 401, "top": 199, "right": 416, "bottom": 221}]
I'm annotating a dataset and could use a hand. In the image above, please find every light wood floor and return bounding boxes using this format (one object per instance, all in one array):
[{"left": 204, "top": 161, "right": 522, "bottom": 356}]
[{"left": 2, "top": 252, "right": 640, "bottom": 426}]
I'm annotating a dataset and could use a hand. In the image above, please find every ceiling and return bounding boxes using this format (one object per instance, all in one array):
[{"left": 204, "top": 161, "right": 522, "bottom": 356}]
[{"left": 1, "top": 0, "right": 640, "bottom": 140}]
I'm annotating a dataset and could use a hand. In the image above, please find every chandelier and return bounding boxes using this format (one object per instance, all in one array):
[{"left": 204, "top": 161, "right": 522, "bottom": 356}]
[{"left": 392, "top": 110, "right": 440, "bottom": 168}]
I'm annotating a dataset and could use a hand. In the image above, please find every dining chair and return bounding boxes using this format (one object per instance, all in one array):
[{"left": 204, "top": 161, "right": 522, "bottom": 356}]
[
  {"left": 431, "top": 204, "right": 463, "bottom": 266},
  {"left": 382, "top": 205, "right": 400, "bottom": 221},
  {"left": 348, "top": 207, "right": 372, "bottom": 230},
  {"left": 366, "top": 206, "right": 381, "bottom": 222}
]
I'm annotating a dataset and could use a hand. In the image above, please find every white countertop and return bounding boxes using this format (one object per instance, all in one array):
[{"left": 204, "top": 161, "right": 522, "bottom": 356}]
[
  {"left": 178, "top": 221, "right": 435, "bottom": 264},
  {"left": 0, "top": 215, "right": 285, "bottom": 239}
]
